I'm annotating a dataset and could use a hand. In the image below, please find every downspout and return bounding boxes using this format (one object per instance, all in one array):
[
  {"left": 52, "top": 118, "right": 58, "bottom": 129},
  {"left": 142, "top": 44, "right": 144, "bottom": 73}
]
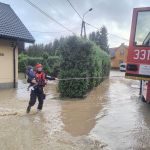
[{"left": 13, "top": 43, "right": 17, "bottom": 88}]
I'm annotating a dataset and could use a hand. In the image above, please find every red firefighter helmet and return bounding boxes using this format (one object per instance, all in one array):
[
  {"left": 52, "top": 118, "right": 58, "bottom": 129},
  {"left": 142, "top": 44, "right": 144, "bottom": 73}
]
[{"left": 35, "top": 63, "right": 43, "bottom": 69}]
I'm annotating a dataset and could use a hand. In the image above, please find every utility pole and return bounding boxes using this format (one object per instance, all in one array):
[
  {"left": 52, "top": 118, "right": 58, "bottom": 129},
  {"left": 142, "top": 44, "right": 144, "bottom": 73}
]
[
  {"left": 80, "top": 8, "right": 93, "bottom": 38},
  {"left": 80, "top": 21, "right": 86, "bottom": 38},
  {"left": 83, "top": 21, "right": 86, "bottom": 38},
  {"left": 80, "top": 21, "right": 83, "bottom": 37}
]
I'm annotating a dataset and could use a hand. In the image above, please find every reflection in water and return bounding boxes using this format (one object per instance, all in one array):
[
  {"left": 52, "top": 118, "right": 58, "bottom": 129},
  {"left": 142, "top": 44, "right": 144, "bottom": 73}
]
[
  {"left": 131, "top": 102, "right": 150, "bottom": 150},
  {"left": 61, "top": 80, "right": 110, "bottom": 136},
  {"left": 90, "top": 76, "right": 148, "bottom": 150},
  {"left": 1, "top": 71, "right": 150, "bottom": 149}
]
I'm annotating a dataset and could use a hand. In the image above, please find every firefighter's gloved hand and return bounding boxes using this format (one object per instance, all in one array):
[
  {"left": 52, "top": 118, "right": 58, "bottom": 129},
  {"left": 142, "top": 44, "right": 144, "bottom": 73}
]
[{"left": 28, "top": 86, "right": 34, "bottom": 92}]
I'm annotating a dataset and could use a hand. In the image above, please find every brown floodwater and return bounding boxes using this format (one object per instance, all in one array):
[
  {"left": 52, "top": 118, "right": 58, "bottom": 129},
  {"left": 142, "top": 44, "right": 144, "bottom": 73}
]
[{"left": 0, "top": 71, "right": 150, "bottom": 150}]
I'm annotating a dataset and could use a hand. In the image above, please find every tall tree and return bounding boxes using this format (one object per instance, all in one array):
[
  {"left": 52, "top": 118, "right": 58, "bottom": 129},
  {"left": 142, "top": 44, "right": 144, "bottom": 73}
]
[
  {"left": 89, "top": 26, "right": 109, "bottom": 54},
  {"left": 99, "top": 26, "right": 109, "bottom": 54},
  {"left": 27, "top": 44, "right": 44, "bottom": 56},
  {"left": 89, "top": 32, "right": 96, "bottom": 42},
  {"left": 95, "top": 31, "right": 100, "bottom": 46},
  {"left": 52, "top": 39, "right": 60, "bottom": 55},
  {"left": 45, "top": 42, "right": 53, "bottom": 54}
]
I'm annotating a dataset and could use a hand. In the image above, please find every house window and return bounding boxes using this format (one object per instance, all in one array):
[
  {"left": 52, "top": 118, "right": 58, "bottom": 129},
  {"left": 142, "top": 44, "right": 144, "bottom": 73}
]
[{"left": 120, "top": 49, "right": 124, "bottom": 55}]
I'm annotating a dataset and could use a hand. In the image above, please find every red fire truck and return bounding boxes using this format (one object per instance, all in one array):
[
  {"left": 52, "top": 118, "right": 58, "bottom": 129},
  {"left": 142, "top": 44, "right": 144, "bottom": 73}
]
[{"left": 125, "top": 7, "right": 150, "bottom": 102}]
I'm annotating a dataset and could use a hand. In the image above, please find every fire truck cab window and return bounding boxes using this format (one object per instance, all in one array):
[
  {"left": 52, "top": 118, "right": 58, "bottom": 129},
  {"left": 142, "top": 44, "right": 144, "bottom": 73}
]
[{"left": 135, "top": 11, "right": 150, "bottom": 46}]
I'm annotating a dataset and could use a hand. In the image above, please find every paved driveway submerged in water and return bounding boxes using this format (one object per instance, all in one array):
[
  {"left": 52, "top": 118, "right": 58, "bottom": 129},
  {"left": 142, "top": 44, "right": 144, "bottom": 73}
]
[
  {"left": 91, "top": 71, "right": 150, "bottom": 150},
  {"left": 0, "top": 71, "right": 150, "bottom": 150}
]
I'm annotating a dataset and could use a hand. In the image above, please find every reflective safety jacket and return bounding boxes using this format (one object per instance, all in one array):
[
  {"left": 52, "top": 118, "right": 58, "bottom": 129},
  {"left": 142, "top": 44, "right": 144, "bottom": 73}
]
[{"left": 35, "top": 72, "right": 46, "bottom": 87}]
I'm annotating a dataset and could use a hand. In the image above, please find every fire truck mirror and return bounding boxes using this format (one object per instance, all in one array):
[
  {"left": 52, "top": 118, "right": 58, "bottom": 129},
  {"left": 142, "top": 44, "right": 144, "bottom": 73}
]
[
  {"left": 127, "top": 64, "right": 138, "bottom": 71},
  {"left": 135, "top": 11, "right": 150, "bottom": 46}
]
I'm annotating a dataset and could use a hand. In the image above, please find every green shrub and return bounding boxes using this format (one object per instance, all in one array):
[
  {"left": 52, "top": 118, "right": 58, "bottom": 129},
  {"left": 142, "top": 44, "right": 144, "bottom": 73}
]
[
  {"left": 18, "top": 53, "right": 28, "bottom": 72},
  {"left": 18, "top": 53, "right": 60, "bottom": 76},
  {"left": 58, "top": 36, "right": 110, "bottom": 98},
  {"left": 18, "top": 56, "right": 42, "bottom": 72},
  {"left": 43, "top": 55, "right": 60, "bottom": 76}
]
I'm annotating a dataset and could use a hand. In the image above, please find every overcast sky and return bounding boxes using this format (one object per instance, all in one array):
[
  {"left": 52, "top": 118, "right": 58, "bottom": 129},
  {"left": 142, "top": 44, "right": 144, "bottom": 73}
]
[{"left": 0, "top": 0, "right": 150, "bottom": 47}]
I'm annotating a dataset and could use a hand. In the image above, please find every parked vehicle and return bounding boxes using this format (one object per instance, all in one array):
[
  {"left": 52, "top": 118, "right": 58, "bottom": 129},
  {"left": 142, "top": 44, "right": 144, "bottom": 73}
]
[
  {"left": 119, "top": 63, "right": 126, "bottom": 72},
  {"left": 125, "top": 7, "right": 150, "bottom": 103}
]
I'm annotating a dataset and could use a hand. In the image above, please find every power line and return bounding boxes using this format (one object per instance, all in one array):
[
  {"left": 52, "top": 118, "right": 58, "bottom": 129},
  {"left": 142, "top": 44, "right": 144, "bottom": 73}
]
[
  {"left": 66, "top": 0, "right": 86, "bottom": 37},
  {"left": 24, "top": 0, "right": 76, "bottom": 35},
  {"left": 86, "top": 22, "right": 129, "bottom": 42},
  {"left": 108, "top": 33, "right": 129, "bottom": 42},
  {"left": 66, "top": 0, "right": 82, "bottom": 19},
  {"left": 66, "top": 0, "right": 129, "bottom": 42},
  {"left": 85, "top": 22, "right": 99, "bottom": 29}
]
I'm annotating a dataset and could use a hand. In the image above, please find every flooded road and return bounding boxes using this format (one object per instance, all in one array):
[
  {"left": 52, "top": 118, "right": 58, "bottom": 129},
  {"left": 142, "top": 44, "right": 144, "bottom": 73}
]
[{"left": 0, "top": 71, "right": 150, "bottom": 150}]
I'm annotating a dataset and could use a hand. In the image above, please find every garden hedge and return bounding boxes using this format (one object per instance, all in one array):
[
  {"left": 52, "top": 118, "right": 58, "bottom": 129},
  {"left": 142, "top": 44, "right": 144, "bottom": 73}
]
[
  {"left": 18, "top": 53, "right": 60, "bottom": 76},
  {"left": 58, "top": 36, "right": 110, "bottom": 98}
]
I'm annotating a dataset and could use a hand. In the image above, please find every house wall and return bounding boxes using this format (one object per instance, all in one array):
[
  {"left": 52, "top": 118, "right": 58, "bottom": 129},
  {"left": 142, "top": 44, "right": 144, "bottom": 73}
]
[
  {"left": 0, "top": 39, "right": 18, "bottom": 88},
  {"left": 111, "top": 44, "right": 128, "bottom": 68}
]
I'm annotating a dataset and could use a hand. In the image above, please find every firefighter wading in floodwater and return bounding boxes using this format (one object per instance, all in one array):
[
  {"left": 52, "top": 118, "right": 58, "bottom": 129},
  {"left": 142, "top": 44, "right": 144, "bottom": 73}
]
[{"left": 26, "top": 63, "right": 55, "bottom": 113}]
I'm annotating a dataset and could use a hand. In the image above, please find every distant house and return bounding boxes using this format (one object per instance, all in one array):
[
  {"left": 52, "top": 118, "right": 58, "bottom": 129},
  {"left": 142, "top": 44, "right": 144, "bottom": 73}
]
[
  {"left": 0, "top": 2, "right": 35, "bottom": 88},
  {"left": 109, "top": 43, "right": 128, "bottom": 69}
]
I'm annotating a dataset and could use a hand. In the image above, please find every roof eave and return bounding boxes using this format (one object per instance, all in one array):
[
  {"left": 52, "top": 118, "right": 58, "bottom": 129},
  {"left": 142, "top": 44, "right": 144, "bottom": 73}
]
[
  {"left": 18, "top": 37, "right": 35, "bottom": 43},
  {"left": 0, "top": 35, "right": 35, "bottom": 43}
]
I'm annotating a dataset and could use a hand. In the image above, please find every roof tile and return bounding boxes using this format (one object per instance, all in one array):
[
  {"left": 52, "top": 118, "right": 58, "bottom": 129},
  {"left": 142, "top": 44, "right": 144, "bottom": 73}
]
[{"left": 0, "top": 2, "right": 35, "bottom": 43}]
